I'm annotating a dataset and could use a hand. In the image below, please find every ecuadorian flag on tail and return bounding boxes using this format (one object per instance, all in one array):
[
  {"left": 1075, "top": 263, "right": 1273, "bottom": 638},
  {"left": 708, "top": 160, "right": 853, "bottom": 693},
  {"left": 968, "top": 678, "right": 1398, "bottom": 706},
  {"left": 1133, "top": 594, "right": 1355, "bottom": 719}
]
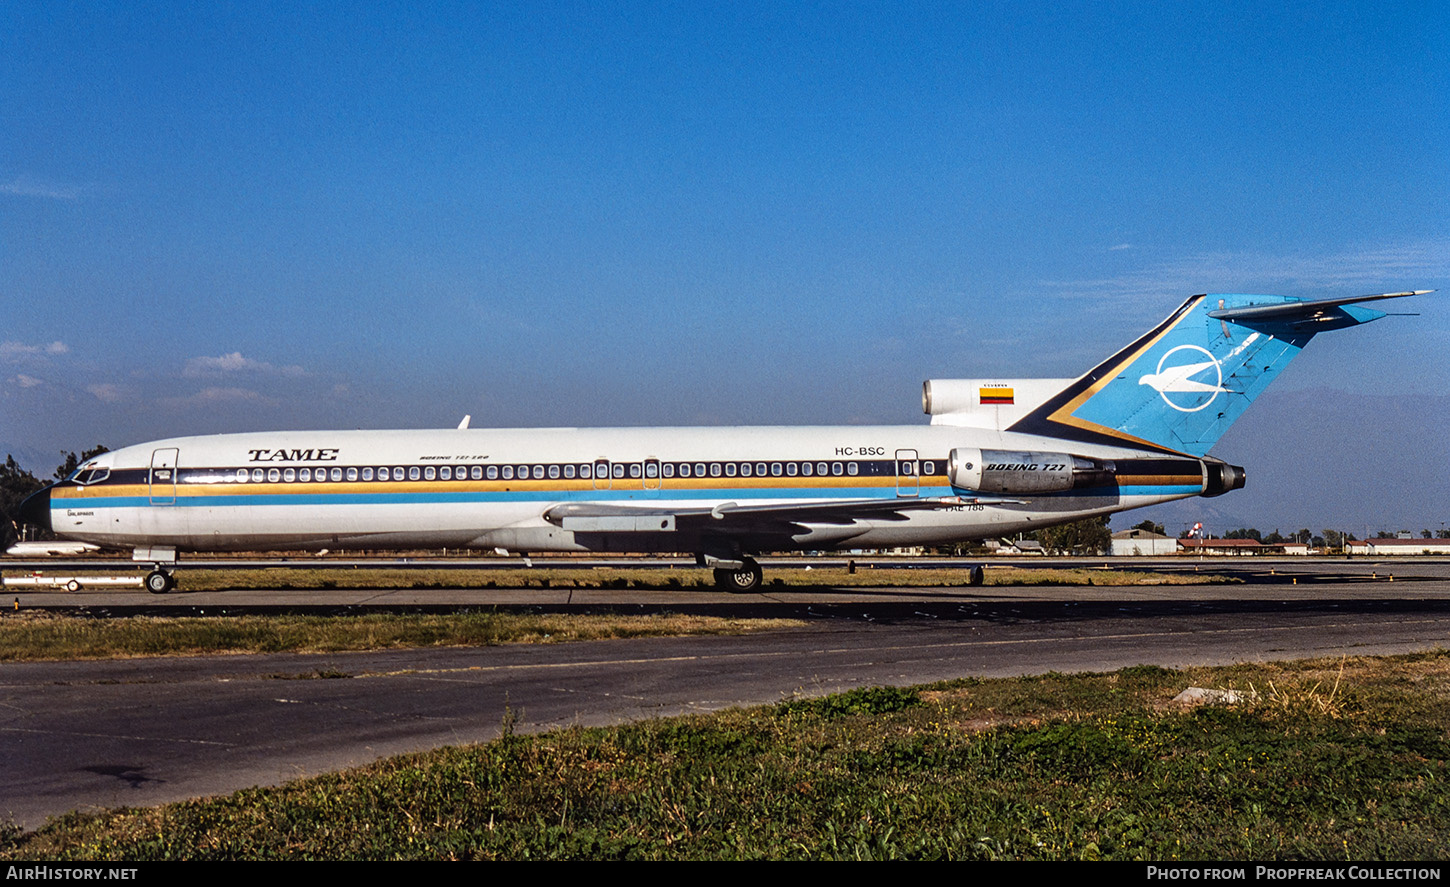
[{"left": 979, "top": 386, "right": 1014, "bottom": 405}]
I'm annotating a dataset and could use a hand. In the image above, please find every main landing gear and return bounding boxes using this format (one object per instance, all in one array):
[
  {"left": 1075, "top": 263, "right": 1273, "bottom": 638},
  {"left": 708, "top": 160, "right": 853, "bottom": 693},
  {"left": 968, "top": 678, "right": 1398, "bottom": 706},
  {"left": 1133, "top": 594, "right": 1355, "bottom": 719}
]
[
  {"left": 712, "top": 556, "right": 763, "bottom": 593},
  {"left": 145, "top": 567, "right": 175, "bottom": 594}
]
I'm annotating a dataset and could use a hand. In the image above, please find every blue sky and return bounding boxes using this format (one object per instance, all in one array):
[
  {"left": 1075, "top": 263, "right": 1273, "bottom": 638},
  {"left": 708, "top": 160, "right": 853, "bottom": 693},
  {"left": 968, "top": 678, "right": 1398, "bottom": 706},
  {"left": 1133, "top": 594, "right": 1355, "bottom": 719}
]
[{"left": 3, "top": 2, "right": 1447, "bottom": 532}]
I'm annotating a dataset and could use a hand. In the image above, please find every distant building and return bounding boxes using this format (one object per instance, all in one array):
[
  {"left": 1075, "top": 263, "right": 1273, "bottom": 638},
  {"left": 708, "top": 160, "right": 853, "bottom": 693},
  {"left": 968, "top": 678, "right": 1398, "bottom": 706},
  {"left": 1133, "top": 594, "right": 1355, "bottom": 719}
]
[
  {"left": 1110, "top": 529, "right": 1177, "bottom": 556},
  {"left": 1345, "top": 538, "right": 1450, "bottom": 556},
  {"left": 1178, "top": 538, "right": 1265, "bottom": 556},
  {"left": 990, "top": 539, "right": 1045, "bottom": 555}
]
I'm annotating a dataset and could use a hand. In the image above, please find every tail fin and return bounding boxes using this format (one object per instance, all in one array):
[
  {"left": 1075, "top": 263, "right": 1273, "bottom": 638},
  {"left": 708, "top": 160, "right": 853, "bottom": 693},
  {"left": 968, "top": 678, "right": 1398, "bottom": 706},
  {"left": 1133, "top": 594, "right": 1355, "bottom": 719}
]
[{"left": 1009, "top": 291, "right": 1427, "bottom": 456}]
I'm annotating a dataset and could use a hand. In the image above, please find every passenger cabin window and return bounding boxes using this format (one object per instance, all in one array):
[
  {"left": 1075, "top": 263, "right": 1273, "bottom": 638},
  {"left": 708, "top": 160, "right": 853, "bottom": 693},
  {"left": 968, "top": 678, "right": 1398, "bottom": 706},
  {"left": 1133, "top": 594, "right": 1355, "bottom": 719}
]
[
  {"left": 252, "top": 468, "right": 265, "bottom": 483},
  {"left": 362, "top": 468, "right": 374, "bottom": 481},
  {"left": 409, "top": 467, "right": 421, "bottom": 481},
  {"left": 629, "top": 463, "right": 641, "bottom": 479},
  {"left": 268, "top": 468, "right": 281, "bottom": 483},
  {"left": 341, "top": 467, "right": 353, "bottom": 481},
  {"left": 548, "top": 465, "right": 560, "bottom": 479},
  {"left": 236, "top": 468, "right": 249, "bottom": 483},
  {"left": 471, "top": 466, "right": 483, "bottom": 480},
  {"left": 298, "top": 468, "right": 311, "bottom": 482},
  {"left": 440, "top": 466, "right": 451, "bottom": 480},
  {"left": 612, "top": 464, "right": 625, "bottom": 479}
]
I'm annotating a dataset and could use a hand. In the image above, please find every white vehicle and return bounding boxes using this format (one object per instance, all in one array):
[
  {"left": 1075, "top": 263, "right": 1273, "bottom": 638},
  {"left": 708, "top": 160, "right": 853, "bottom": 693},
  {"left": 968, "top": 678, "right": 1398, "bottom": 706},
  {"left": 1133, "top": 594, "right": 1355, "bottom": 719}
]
[{"left": 19, "top": 291, "right": 1427, "bottom": 593}]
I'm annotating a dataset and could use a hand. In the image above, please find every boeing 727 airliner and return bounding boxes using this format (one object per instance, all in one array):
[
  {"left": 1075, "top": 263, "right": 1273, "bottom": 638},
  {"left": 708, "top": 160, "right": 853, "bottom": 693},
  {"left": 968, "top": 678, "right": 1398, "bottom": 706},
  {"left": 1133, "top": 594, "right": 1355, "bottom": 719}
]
[{"left": 17, "top": 291, "right": 1428, "bottom": 593}]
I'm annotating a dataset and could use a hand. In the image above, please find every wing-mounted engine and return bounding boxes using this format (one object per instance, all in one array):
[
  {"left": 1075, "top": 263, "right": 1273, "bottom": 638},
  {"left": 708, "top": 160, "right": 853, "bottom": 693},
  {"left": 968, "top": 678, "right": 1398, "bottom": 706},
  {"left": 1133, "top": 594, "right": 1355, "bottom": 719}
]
[{"left": 948, "top": 447, "right": 1116, "bottom": 494}]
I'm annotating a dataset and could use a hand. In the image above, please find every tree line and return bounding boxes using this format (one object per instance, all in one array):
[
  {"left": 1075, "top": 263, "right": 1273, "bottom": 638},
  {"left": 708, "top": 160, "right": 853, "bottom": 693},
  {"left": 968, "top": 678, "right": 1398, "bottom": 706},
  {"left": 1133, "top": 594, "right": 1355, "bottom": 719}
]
[{"left": 1, "top": 447, "right": 108, "bottom": 550}]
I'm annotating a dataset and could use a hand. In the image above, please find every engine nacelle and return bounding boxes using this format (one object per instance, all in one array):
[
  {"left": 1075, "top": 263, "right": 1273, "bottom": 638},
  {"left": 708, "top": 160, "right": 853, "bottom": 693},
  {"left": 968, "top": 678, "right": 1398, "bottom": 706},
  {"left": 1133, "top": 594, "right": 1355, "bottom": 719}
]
[
  {"left": 1203, "top": 461, "right": 1246, "bottom": 497},
  {"left": 948, "top": 447, "right": 1115, "bottom": 494}
]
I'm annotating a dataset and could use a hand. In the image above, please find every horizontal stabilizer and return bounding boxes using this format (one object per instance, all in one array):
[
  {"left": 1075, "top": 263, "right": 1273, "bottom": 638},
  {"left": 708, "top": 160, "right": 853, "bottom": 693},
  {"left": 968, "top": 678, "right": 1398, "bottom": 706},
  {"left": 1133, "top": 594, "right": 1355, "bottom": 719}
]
[{"left": 1207, "top": 291, "right": 1431, "bottom": 323}]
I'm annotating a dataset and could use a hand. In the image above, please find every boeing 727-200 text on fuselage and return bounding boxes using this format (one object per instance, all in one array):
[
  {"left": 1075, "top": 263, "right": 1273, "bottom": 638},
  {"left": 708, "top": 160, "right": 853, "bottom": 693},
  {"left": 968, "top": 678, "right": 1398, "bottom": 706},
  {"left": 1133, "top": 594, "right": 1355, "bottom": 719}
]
[{"left": 17, "top": 291, "right": 1429, "bottom": 592}]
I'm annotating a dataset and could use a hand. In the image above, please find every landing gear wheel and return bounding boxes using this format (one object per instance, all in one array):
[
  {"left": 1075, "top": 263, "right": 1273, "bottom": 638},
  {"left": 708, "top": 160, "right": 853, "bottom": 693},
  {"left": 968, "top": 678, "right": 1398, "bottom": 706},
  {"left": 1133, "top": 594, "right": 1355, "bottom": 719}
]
[
  {"left": 65, "top": 579, "right": 81, "bottom": 592},
  {"left": 968, "top": 565, "right": 984, "bottom": 586},
  {"left": 145, "top": 569, "right": 174, "bottom": 595},
  {"left": 714, "top": 558, "right": 763, "bottom": 593}
]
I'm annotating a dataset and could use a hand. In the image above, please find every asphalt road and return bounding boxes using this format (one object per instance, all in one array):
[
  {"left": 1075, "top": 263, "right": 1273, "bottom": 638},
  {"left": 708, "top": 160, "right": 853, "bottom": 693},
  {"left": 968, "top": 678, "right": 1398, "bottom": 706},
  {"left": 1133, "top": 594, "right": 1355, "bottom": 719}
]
[{"left": 3, "top": 558, "right": 1450, "bottom": 830}]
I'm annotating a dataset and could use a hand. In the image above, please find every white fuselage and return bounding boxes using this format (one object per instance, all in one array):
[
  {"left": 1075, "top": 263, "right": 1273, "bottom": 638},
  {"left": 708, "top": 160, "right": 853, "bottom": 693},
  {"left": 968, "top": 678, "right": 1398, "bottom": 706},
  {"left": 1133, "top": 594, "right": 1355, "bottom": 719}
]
[{"left": 44, "top": 424, "right": 1210, "bottom": 556}]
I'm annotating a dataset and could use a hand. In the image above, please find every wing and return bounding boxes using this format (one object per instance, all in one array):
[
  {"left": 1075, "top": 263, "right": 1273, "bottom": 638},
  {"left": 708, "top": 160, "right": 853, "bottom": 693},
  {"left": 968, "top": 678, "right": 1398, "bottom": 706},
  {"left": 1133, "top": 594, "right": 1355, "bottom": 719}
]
[{"left": 544, "top": 495, "right": 1021, "bottom": 534}]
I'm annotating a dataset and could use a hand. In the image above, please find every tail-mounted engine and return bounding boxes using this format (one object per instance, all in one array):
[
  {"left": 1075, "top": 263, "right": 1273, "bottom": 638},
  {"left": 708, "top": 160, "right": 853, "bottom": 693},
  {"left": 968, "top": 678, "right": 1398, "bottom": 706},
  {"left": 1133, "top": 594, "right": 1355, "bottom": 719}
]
[
  {"left": 948, "top": 447, "right": 1116, "bottom": 494},
  {"left": 1202, "top": 461, "right": 1246, "bottom": 497}
]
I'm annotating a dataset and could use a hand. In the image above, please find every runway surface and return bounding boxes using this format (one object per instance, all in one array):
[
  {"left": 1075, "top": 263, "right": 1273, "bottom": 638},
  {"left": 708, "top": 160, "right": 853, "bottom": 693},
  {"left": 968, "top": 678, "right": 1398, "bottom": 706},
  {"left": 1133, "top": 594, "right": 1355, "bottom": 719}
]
[{"left": 4, "top": 558, "right": 1450, "bottom": 830}]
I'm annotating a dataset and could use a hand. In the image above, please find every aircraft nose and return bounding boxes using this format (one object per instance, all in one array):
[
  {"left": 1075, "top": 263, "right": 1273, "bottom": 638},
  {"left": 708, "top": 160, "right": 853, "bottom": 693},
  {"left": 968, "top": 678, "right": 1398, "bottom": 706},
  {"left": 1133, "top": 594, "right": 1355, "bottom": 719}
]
[{"left": 17, "top": 486, "right": 53, "bottom": 534}]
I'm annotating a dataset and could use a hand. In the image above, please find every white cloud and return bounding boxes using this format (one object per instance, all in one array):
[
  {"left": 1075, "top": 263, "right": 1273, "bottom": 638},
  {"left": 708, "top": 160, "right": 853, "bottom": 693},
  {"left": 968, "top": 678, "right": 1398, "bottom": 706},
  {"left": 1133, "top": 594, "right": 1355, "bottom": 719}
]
[
  {"left": 161, "top": 386, "right": 278, "bottom": 409},
  {"left": 183, "top": 352, "right": 305, "bottom": 378},
  {"left": 1, "top": 340, "right": 70, "bottom": 362},
  {"left": 86, "top": 383, "right": 125, "bottom": 403},
  {"left": 12, "top": 374, "right": 43, "bottom": 388},
  {"left": 0, "top": 176, "right": 82, "bottom": 200},
  {"left": 1039, "top": 237, "right": 1450, "bottom": 305}
]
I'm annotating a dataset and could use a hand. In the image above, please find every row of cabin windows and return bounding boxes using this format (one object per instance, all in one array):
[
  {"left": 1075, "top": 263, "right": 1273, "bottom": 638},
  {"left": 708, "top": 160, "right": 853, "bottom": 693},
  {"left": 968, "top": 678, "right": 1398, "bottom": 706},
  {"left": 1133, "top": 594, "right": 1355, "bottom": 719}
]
[{"left": 227, "top": 460, "right": 937, "bottom": 485}]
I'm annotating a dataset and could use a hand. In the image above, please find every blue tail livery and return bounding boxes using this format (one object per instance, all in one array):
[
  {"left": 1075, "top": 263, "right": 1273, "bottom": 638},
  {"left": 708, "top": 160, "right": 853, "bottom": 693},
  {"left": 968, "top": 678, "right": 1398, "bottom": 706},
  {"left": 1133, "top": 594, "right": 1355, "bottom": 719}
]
[{"left": 1010, "top": 291, "right": 1430, "bottom": 457}]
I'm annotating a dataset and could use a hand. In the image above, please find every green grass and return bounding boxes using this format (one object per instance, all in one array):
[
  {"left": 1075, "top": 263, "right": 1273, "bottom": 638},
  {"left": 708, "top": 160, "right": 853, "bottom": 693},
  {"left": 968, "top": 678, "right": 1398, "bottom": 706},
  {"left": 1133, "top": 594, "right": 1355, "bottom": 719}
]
[
  {"left": 5, "top": 652, "right": 1447, "bottom": 860},
  {"left": 0, "top": 611, "right": 804, "bottom": 661}
]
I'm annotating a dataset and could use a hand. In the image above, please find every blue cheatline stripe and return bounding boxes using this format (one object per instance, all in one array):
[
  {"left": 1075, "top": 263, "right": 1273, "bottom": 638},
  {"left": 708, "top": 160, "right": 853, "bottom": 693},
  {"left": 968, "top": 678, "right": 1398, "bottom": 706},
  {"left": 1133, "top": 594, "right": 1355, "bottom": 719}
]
[
  {"left": 55, "top": 485, "right": 958, "bottom": 509},
  {"left": 1027, "top": 484, "right": 1201, "bottom": 498},
  {"left": 1117, "top": 485, "right": 1201, "bottom": 496},
  {"left": 54, "top": 483, "right": 1199, "bottom": 512}
]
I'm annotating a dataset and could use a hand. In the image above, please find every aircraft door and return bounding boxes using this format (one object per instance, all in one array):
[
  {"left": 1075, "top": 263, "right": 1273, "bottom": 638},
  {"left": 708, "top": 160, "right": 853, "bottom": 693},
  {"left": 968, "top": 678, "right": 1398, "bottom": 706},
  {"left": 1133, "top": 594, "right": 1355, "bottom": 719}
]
[
  {"left": 895, "top": 448, "right": 919, "bottom": 498},
  {"left": 593, "top": 460, "right": 611, "bottom": 490},
  {"left": 643, "top": 458, "right": 661, "bottom": 497},
  {"left": 149, "top": 448, "right": 179, "bottom": 505}
]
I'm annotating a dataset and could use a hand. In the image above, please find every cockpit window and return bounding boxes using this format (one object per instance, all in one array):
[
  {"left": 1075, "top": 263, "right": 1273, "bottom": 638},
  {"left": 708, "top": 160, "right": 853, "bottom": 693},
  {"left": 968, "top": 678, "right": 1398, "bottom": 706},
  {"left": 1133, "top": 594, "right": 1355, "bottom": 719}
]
[{"left": 71, "top": 464, "right": 110, "bottom": 485}]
